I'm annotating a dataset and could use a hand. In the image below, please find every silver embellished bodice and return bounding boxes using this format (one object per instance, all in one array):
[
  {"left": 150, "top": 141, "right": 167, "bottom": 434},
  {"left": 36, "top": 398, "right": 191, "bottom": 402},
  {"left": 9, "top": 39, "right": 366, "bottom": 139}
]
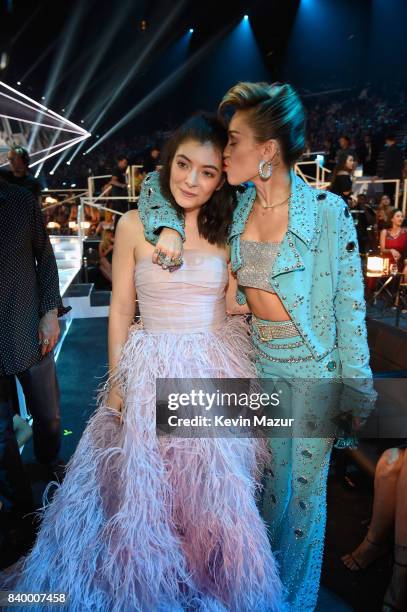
[{"left": 237, "top": 239, "right": 280, "bottom": 294}]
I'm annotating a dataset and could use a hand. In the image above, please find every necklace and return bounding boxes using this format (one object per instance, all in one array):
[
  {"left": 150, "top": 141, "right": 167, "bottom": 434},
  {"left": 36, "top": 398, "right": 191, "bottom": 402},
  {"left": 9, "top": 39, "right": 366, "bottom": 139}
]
[
  {"left": 389, "top": 228, "right": 402, "bottom": 239},
  {"left": 258, "top": 195, "right": 290, "bottom": 210}
]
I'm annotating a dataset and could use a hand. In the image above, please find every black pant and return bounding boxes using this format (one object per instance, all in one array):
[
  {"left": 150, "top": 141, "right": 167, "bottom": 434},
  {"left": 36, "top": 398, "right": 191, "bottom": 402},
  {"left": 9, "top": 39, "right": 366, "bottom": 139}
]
[
  {"left": 0, "top": 378, "right": 33, "bottom": 514},
  {"left": 15, "top": 353, "right": 61, "bottom": 465}
]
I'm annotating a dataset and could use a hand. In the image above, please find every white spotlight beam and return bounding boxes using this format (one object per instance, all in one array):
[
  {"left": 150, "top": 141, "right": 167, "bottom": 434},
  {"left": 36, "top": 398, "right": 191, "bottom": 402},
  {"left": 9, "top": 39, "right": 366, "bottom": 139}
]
[
  {"left": 64, "top": 1, "right": 190, "bottom": 167},
  {"left": 0, "top": 81, "right": 88, "bottom": 135},
  {"left": 65, "top": 138, "right": 88, "bottom": 165},
  {"left": 44, "top": 4, "right": 132, "bottom": 170},
  {"left": 29, "top": 135, "right": 89, "bottom": 170},
  {"left": 28, "top": 3, "right": 86, "bottom": 150},
  {"left": 88, "top": 23, "right": 231, "bottom": 152},
  {"left": 0, "top": 89, "right": 75, "bottom": 130},
  {"left": 0, "top": 114, "right": 88, "bottom": 135},
  {"left": 87, "top": 0, "right": 187, "bottom": 139}
]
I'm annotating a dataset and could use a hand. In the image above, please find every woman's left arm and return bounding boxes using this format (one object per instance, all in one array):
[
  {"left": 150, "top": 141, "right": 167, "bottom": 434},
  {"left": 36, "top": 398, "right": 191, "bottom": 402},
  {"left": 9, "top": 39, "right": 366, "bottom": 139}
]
[{"left": 138, "top": 171, "right": 185, "bottom": 245}]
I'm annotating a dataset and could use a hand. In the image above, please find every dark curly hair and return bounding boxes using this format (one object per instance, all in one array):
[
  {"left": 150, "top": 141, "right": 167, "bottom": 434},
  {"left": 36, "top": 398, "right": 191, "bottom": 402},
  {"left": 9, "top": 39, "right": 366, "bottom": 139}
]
[{"left": 159, "top": 113, "right": 236, "bottom": 246}]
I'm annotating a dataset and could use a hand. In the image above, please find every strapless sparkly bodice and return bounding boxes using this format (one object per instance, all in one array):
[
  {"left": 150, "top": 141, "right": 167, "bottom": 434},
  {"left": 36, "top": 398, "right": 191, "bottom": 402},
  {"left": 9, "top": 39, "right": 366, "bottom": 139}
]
[
  {"left": 134, "top": 250, "right": 228, "bottom": 333},
  {"left": 236, "top": 239, "right": 280, "bottom": 294}
]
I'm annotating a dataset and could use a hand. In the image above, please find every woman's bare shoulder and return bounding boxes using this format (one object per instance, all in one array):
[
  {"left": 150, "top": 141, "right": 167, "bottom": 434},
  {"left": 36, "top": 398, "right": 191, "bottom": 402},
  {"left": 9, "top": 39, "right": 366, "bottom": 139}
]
[{"left": 116, "top": 210, "right": 144, "bottom": 239}]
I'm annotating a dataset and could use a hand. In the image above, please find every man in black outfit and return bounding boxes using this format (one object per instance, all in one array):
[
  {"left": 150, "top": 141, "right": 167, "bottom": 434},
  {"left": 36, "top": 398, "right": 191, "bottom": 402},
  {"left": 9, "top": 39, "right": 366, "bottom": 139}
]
[
  {"left": 0, "top": 175, "right": 70, "bottom": 527},
  {"left": 142, "top": 145, "right": 160, "bottom": 174},
  {"left": 0, "top": 146, "right": 42, "bottom": 202},
  {"left": 382, "top": 134, "right": 404, "bottom": 202}
]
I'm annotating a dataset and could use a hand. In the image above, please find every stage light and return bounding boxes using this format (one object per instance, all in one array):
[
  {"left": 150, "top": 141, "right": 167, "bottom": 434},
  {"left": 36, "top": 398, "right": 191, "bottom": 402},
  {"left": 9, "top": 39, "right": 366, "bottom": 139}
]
[
  {"left": 66, "top": 161, "right": 71, "bottom": 165},
  {"left": 80, "top": 120, "right": 84, "bottom": 123},
  {"left": 61, "top": 108, "right": 65, "bottom": 112},
  {"left": 71, "top": 183, "right": 76, "bottom": 187},
  {"left": 243, "top": 15, "right": 249, "bottom": 21},
  {"left": 41, "top": 96, "right": 45, "bottom": 100},
  {"left": 17, "top": 81, "right": 21, "bottom": 85},
  {"left": 189, "top": 28, "right": 194, "bottom": 33},
  {"left": 49, "top": 171, "right": 55, "bottom": 175}
]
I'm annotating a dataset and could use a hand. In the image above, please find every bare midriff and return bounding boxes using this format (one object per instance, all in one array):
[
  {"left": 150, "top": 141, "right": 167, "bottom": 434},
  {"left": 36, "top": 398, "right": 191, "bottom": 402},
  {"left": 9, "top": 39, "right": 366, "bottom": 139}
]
[{"left": 244, "top": 287, "right": 291, "bottom": 322}]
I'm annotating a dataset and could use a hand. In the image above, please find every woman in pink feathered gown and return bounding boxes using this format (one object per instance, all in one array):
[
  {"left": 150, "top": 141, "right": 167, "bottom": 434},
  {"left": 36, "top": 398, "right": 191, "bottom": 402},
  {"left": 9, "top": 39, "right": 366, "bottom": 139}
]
[{"left": 0, "top": 114, "right": 284, "bottom": 611}]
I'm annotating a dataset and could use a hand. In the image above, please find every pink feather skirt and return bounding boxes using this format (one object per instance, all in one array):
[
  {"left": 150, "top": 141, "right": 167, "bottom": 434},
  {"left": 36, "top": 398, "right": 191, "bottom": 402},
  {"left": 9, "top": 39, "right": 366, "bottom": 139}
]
[{"left": 0, "top": 317, "right": 284, "bottom": 611}]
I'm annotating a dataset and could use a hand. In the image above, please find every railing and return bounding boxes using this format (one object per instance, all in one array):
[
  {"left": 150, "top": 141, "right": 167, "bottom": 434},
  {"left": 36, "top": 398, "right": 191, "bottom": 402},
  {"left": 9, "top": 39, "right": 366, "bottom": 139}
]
[
  {"left": 42, "top": 163, "right": 407, "bottom": 243},
  {"left": 294, "top": 160, "right": 406, "bottom": 215}
]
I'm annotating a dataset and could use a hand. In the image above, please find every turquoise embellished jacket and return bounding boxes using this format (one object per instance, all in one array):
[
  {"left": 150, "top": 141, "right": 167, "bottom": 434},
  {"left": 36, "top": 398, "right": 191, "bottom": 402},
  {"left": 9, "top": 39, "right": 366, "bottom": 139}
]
[{"left": 138, "top": 171, "right": 373, "bottom": 385}]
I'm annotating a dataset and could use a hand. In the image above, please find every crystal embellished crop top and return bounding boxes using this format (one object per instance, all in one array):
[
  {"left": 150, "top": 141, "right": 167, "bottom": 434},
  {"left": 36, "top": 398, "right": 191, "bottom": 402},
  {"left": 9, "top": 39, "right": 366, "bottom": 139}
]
[{"left": 236, "top": 239, "right": 280, "bottom": 294}]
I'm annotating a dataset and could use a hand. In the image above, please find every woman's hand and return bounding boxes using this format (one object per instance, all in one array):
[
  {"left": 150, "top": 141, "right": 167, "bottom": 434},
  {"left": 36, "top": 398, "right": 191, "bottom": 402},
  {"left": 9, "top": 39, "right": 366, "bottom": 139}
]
[
  {"left": 391, "top": 249, "right": 401, "bottom": 261},
  {"left": 152, "top": 228, "right": 183, "bottom": 269}
]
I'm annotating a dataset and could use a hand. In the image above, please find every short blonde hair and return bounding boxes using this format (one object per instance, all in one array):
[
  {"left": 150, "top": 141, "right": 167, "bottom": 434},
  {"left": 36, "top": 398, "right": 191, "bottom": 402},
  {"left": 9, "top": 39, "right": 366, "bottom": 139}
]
[{"left": 219, "top": 81, "right": 306, "bottom": 166}]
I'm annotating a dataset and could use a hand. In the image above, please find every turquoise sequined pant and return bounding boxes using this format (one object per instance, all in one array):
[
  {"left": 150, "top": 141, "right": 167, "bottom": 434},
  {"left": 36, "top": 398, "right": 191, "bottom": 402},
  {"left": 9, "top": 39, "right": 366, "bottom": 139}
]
[{"left": 252, "top": 318, "right": 341, "bottom": 611}]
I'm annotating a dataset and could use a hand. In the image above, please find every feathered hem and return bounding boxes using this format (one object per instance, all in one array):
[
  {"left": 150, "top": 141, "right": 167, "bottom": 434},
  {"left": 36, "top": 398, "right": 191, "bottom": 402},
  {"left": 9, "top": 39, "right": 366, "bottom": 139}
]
[{"left": 0, "top": 317, "right": 284, "bottom": 611}]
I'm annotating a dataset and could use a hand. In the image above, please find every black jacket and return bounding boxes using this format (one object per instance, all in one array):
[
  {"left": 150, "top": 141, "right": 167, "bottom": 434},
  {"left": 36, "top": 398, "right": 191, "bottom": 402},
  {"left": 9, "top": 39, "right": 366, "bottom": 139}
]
[
  {"left": 383, "top": 144, "right": 404, "bottom": 180},
  {"left": 0, "top": 182, "right": 69, "bottom": 375}
]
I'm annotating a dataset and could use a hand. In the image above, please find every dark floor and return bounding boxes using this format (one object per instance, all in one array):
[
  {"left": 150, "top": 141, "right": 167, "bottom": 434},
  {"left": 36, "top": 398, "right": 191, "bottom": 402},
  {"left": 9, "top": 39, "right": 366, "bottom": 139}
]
[
  {"left": 366, "top": 302, "right": 407, "bottom": 330},
  {"left": 5, "top": 318, "right": 398, "bottom": 610}
]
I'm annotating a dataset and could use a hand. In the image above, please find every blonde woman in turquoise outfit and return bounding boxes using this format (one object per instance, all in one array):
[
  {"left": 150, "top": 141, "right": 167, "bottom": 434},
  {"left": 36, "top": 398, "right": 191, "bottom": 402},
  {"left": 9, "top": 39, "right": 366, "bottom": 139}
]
[{"left": 138, "top": 82, "right": 375, "bottom": 611}]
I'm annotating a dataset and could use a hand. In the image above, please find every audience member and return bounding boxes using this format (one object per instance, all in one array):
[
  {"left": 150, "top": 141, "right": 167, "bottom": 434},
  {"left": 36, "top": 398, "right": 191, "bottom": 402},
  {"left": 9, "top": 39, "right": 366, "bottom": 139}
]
[
  {"left": 329, "top": 154, "right": 355, "bottom": 202},
  {"left": 142, "top": 145, "right": 160, "bottom": 173},
  {"left": 0, "top": 147, "right": 41, "bottom": 202},
  {"left": 342, "top": 446, "right": 407, "bottom": 611},
  {"left": 379, "top": 209, "right": 407, "bottom": 273},
  {"left": 382, "top": 134, "right": 404, "bottom": 201}
]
